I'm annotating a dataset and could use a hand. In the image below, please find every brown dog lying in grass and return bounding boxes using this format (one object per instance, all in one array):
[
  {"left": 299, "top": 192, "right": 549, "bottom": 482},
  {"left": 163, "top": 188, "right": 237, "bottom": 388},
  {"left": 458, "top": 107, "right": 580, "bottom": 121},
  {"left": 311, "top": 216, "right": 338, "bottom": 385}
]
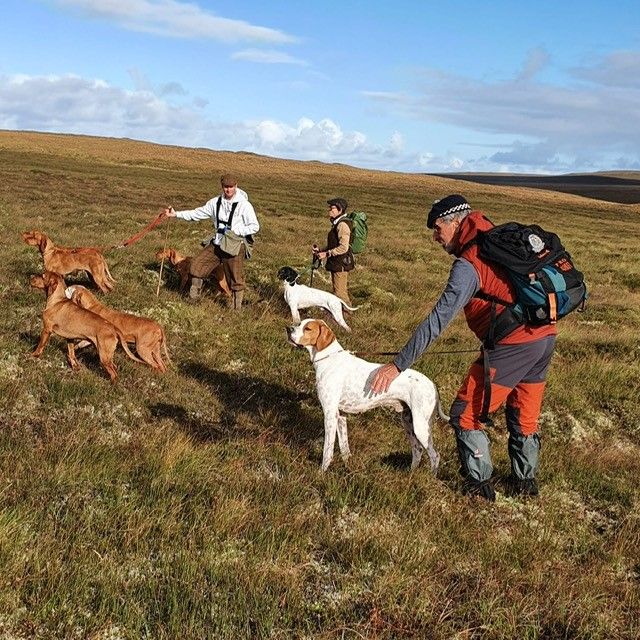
[
  {"left": 155, "top": 248, "right": 232, "bottom": 297},
  {"left": 22, "top": 230, "right": 116, "bottom": 293},
  {"left": 66, "top": 285, "right": 172, "bottom": 373},
  {"left": 30, "top": 272, "right": 142, "bottom": 382}
]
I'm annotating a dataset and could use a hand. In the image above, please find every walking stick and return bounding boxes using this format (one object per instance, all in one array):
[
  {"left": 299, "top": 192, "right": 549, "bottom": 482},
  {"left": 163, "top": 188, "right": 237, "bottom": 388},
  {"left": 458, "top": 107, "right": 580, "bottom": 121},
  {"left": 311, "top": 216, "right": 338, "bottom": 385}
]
[
  {"left": 310, "top": 247, "right": 321, "bottom": 287},
  {"left": 156, "top": 217, "right": 172, "bottom": 297}
]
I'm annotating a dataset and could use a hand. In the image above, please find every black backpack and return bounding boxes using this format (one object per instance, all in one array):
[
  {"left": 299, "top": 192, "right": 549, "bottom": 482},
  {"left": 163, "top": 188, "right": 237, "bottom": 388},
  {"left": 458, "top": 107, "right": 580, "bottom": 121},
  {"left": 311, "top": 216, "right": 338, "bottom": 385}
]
[
  {"left": 469, "top": 221, "right": 587, "bottom": 425},
  {"left": 474, "top": 222, "right": 587, "bottom": 342}
]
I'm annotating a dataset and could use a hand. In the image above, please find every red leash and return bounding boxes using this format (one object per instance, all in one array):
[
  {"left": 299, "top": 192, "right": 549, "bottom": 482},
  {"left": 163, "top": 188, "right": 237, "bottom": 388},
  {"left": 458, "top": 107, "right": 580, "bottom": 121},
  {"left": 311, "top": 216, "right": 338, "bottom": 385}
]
[{"left": 107, "top": 212, "right": 167, "bottom": 250}]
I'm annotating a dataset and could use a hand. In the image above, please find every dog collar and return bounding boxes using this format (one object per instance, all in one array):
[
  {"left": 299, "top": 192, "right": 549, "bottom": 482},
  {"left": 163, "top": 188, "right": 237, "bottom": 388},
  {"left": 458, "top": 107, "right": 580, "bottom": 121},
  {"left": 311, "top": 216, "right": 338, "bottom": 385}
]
[{"left": 313, "top": 349, "right": 345, "bottom": 363}]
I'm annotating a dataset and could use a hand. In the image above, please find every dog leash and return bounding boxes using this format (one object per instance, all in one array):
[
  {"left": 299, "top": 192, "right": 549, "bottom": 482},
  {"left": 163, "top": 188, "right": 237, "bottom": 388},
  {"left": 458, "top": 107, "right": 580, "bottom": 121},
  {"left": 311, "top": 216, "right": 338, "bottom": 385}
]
[
  {"left": 352, "top": 347, "right": 480, "bottom": 357},
  {"left": 104, "top": 211, "right": 168, "bottom": 252}
]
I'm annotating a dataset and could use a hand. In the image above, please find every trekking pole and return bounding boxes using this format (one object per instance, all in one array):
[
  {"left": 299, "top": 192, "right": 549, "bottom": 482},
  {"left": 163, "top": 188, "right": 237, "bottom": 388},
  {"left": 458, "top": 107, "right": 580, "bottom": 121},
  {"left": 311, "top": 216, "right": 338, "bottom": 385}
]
[
  {"left": 156, "top": 216, "right": 172, "bottom": 297},
  {"left": 310, "top": 245, "right": 321, "bottom": 287}
]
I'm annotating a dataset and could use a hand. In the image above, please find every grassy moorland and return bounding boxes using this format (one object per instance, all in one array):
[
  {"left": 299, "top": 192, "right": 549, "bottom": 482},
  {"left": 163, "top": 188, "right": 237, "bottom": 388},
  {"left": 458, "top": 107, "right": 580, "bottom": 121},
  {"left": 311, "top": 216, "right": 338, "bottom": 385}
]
[{"left": 0, "top": 130, "right": 639, "bottom": 639}]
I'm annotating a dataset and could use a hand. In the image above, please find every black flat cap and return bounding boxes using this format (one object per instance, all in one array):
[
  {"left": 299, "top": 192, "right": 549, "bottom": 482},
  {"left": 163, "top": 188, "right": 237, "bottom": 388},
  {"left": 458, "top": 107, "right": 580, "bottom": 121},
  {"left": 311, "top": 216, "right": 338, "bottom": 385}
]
[{"left": 427, "top": 194, "right": 471, "bottom": 228}]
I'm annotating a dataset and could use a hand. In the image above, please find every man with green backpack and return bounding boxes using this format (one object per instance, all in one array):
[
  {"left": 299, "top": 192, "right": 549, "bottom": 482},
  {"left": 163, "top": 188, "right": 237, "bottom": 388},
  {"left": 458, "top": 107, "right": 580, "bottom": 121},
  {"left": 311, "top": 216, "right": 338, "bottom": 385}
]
[{"left": 313, "top": 198, "right": 367, "bottom": 306}]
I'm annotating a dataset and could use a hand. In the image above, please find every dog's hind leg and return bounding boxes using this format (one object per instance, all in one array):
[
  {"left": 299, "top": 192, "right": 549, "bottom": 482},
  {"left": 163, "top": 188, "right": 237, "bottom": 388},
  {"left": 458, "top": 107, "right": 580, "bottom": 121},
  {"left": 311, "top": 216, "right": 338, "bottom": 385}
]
[
  {"left": 66, "top": 341, "right": 81, "bottom": 370},
  {"left": 336, "top": 415, "right": 351, "bottom": 462},
  {"left": 97, "top": 335, "right": 119, "bottom": 382},
  {"left": 135, "top": 342, "right": 165, "bottom": 372},
  {"left": 327, "top": 302, "right": 351, "bottom": 332},
  {"left": 409, "top": 403, "right": 440, "bottom": 474},
  {"left": 401, "top": 405, "right": 424, "bottom": 470}
]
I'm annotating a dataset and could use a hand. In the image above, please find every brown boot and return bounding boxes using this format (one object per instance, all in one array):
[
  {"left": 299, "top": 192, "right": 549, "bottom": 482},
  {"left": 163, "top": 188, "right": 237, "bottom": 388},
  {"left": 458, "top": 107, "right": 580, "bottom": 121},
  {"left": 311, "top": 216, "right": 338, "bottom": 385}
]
[{"left": 232, "top": 290, "right": 244, "bottom": 311}]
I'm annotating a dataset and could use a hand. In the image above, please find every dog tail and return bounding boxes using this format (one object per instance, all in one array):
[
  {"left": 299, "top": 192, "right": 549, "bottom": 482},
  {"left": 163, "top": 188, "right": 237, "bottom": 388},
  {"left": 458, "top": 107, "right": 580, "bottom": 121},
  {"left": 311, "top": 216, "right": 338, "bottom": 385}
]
[
  {"left": 161, "top": 327, "right": 173, "bottom": 368},
  {"left": 104, "top": 261, "right": 116, "bottom": 285},
  {"left": 340, "top": 301, "right": 360, "bottom": 311},
  {"left": 435, "top": 387, "right": 450, "bottom": 423},
  {"left": 116, "top": 331, "right": 145, "bottom": 364}
]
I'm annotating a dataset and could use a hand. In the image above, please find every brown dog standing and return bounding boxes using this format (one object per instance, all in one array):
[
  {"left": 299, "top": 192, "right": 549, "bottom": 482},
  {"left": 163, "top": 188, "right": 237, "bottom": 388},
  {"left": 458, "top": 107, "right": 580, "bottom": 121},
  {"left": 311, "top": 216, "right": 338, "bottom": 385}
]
[
  {"left": 30, "top": 271, "right": 142, "bottom": 381},
  {"left": 155, "top": 248, "right": 232, "bottom": 297},
  {"left": 23, "top": 230, "right": 116, "bottom": 293},
  {"left": 67, "top": 285, "right": 172, "bottom": 373}
]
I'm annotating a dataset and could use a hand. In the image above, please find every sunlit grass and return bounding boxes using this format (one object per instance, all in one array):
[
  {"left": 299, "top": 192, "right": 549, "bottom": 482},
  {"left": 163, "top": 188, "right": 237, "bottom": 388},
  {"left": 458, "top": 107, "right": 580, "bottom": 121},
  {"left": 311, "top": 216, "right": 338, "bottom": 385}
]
[{"left": 0, "top": 130, "right": 639, "bottom": 638}]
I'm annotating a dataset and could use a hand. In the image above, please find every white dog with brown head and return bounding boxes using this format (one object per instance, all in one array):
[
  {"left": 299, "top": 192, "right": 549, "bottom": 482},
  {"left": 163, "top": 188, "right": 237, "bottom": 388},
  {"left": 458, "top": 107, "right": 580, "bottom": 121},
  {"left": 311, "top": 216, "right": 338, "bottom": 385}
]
[{"left": 287, "top": 318, "right": 447, "bottom": 471}]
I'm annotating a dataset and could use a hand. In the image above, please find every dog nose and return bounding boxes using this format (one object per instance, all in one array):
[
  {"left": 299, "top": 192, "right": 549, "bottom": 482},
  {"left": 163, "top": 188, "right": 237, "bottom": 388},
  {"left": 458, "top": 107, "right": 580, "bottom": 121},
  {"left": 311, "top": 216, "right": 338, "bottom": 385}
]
[{"left": 286, "top": 326, "right": 294, "bottom": 337}]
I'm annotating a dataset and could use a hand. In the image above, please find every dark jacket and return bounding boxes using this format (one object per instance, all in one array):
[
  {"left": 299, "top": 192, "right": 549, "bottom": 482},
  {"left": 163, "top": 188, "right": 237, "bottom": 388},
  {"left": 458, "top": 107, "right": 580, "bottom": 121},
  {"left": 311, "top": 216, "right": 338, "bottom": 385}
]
[{"left": 325, "top": 217, "right": 355, "bottom": 272}]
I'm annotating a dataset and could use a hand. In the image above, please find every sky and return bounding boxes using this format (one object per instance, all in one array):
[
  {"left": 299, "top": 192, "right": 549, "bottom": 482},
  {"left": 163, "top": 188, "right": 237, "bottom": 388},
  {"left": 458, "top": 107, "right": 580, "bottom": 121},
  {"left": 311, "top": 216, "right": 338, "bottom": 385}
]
[{"left": 1, "top": 0, "right": 639, "bottom": 174}]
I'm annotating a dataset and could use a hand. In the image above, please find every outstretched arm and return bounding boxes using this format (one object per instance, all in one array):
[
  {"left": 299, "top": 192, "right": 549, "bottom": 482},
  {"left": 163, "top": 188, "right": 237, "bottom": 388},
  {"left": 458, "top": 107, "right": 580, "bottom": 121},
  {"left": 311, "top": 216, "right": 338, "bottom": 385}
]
[{"left": 370, "top": 258, "right": 479, "bottom": 394}]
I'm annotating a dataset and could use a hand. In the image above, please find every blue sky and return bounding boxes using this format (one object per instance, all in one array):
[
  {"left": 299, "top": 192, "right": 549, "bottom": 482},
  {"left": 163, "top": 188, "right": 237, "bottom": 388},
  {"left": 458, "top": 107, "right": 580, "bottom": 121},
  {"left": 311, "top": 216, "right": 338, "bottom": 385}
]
[{"left": 1, "top": 0, "right": 639, "bottom": 174}]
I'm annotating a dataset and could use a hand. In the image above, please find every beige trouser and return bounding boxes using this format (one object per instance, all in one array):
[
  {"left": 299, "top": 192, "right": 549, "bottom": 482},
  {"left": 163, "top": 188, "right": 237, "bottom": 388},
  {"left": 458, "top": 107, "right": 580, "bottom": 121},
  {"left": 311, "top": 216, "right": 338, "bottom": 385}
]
[
  {"left": 190, "top": 243, "right": 245, "bottom": 291},
  {"left": 331, "top": 271, "right": 351, "bottom": 305}
]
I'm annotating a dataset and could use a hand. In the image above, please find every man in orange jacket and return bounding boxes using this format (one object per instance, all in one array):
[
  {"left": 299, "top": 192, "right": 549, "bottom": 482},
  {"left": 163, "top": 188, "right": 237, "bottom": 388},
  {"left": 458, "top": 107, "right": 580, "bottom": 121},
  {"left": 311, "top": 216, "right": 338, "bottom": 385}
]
[{"left": 371, "top": 195, "right": 557, "bottom": 501}]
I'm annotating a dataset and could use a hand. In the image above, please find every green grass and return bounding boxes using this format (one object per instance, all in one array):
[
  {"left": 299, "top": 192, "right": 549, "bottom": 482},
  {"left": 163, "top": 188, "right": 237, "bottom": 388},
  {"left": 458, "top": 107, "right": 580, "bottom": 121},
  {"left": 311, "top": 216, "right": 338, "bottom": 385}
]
[{"left": 0, "top": 130, "right": 639, "bottom": 639}]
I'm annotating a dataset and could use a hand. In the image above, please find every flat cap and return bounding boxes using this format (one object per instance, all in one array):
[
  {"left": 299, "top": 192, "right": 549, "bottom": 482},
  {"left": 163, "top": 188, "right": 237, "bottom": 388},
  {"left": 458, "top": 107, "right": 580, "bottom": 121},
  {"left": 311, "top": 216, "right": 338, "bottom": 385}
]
[{"left": 427, "top": 194, "right": 471, "bottom": 228}]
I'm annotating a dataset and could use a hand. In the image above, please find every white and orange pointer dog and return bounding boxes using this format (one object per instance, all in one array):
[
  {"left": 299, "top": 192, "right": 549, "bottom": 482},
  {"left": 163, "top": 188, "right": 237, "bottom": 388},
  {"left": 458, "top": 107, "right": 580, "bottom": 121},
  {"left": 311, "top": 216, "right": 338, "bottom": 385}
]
[{"left": 287, "top": 318, "right": 448, "bottom": 472}]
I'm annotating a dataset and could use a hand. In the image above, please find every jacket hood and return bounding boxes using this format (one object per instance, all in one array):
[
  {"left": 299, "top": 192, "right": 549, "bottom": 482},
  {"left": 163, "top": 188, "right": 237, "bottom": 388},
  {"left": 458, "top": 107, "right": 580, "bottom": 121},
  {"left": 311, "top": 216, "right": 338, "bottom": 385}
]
[
  {"left": 455, "top": 211, "right": 494, "bottom": 256},
  {"left": 221, "top": 187, "right": 248, "bottom": 203}
]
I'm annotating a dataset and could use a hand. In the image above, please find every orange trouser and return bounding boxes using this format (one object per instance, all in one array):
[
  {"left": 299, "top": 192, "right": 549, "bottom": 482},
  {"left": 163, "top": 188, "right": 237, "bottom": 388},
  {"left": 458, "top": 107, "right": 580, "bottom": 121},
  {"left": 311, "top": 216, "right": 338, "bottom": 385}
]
[
  {"left": 451, "top": 336, "right": 556, "bottom": 435},
  {"left": 449, "top": 336, "right": 556, "bottom": 481}
]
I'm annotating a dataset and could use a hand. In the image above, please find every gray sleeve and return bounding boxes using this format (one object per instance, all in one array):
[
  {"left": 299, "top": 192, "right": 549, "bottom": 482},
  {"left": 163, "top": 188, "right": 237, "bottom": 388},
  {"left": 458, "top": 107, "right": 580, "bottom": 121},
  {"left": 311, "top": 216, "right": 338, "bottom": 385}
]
[{"left": 393, "top": 258, "right": 480, "bottom": 371}]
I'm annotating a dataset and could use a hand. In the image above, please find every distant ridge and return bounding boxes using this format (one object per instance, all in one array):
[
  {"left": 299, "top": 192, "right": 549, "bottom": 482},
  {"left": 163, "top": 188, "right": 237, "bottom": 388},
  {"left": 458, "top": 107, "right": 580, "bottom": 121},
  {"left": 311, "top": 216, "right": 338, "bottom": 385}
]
[{"left": 429, "top": 172, "right": 640, "bottom": 204}]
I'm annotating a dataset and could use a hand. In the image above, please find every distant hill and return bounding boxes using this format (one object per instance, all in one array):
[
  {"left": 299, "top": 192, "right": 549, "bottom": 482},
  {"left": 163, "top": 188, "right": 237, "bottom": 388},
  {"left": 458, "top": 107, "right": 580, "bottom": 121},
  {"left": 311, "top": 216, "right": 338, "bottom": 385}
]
[{"left": 429, "top": 172, "right": 640, "bottom": 204}]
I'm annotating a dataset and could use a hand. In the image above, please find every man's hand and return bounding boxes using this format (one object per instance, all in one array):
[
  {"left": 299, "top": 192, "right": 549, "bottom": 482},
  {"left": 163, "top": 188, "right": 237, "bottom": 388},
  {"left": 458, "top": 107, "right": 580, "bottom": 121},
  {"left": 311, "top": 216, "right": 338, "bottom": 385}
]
[
  {"left": 370, "top": 362, "right": 401, "bottom": 394},
  {"left": 163, "top": 206, "right": 176, "bottom": 218}
]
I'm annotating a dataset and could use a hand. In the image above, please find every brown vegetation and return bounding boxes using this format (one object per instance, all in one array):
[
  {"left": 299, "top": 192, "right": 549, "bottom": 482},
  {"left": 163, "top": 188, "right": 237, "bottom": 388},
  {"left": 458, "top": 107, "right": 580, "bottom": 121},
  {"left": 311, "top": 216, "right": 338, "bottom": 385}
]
[{"left": 0, "top": 130, "right": 639, "bottom": 639}]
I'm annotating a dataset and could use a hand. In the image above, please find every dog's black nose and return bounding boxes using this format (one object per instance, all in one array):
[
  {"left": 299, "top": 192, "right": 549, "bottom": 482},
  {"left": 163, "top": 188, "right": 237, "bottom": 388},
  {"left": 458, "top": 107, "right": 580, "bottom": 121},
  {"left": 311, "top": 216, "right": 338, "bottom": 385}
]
[{"left": 286, "top": 326, "right": 293, "bottom": 337}]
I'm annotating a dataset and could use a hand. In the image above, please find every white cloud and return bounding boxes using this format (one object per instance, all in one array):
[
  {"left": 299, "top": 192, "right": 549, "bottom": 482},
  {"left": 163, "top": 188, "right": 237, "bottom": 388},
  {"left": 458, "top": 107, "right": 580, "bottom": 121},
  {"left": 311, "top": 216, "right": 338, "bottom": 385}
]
[
  {"left": 231, "top": 49, "right": 308, "bottom": 66},
  {"left": 54, "top": 0, "right": 298, "bottom": 44},
  {"left": 364, "top": 49, "right": 640, "bottom": 171},
  {"left": 0, "top": 73, "right": 414, "bottom": 169}
]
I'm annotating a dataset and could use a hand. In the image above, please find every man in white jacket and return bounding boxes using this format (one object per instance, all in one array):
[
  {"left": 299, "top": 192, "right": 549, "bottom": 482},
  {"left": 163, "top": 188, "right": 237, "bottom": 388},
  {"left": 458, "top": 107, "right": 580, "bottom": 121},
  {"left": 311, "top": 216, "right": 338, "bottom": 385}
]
[{"left": 164, "top": 174, "right": 260, "bottom": 310}]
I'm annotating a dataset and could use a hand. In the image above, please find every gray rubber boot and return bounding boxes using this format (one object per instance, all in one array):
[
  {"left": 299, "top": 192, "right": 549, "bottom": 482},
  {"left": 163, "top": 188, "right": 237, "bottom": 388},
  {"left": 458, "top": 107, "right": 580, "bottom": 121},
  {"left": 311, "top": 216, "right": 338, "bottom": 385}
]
[
  {"left": 508, "top": 433, "right": 540, "bottom": 480},
  {"left": 454, "top": 426, "right": 494, "bottom": 483},
  {"left": 189, "top": 277, "right": 204, "bottom": 300},
  {"left": 233, "top": 290, "right": 244, "bottom": 311}
]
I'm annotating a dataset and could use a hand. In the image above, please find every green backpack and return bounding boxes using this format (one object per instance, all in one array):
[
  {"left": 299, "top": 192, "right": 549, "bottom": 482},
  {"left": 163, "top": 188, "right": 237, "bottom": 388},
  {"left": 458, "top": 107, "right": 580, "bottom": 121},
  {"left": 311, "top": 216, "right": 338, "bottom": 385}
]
[{"left": 347, "top": 211, "right": 368, "bottom": 254}]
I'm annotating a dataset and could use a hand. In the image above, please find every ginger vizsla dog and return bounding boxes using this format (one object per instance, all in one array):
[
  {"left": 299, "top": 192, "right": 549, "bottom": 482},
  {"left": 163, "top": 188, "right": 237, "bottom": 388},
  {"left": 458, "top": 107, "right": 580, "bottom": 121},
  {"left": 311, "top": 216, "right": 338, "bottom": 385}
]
[
  {"left": 30, "top": 271, "right": 142, "bottom": 382},
  {"left": 155, "top": 248, "right": 232, "bottom": 297},
  {"left": 66, "top": 285, "right": 172, "bottom": 373},
  {"left": 287, "top": 319, "right": 447, "bottom": 472},
  {"left": 22, "top": 230, "right": 116, "bottom": 293}
]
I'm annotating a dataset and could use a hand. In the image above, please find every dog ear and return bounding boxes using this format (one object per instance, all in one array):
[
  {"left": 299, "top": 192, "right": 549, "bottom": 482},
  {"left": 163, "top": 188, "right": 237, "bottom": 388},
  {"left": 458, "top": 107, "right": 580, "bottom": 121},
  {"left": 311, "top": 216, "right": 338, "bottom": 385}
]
[
  {"left": 315, "top": 320, "right": 335, "bottom": 352},
  {"left": 38, "top": 233, "right": 47, "bottom": 252},
  {"left": 44, "top": 271, "right": 57, "bottom": 295}
]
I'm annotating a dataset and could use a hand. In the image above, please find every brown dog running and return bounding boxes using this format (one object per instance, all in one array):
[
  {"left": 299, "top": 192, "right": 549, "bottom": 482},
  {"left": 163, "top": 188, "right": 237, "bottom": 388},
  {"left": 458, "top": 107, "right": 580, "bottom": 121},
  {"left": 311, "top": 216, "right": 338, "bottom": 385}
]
[
  {"left": 155, "top": 248, "right": 232, "bottom": 297},
  {"left": 66, "top": 284, "right": 172, "bottom": 373},
  {"left": 30, "top": 271, "right": 143, "bottom": 382},
  {"left": 22, "top": 230, "right": 116, "bottom": 293}
]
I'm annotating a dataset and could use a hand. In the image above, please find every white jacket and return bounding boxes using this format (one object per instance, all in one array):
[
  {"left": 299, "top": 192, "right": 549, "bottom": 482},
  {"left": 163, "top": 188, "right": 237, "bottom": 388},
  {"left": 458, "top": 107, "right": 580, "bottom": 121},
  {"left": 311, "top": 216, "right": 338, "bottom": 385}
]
[{"left": 176, "top": 188, "right": 260, "bottom": 245}]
